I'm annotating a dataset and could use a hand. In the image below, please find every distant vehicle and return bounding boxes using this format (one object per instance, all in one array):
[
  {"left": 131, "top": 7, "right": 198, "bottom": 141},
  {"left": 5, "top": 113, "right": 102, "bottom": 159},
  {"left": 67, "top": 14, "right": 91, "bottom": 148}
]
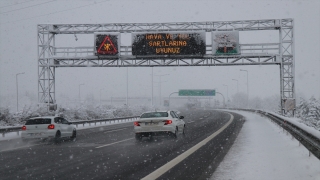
[
  {"left": 134, "top": 110, "right": 185, "bottom": 141},
  {"left": 21, "top": 116, "right": 76, "bottom": 142}
]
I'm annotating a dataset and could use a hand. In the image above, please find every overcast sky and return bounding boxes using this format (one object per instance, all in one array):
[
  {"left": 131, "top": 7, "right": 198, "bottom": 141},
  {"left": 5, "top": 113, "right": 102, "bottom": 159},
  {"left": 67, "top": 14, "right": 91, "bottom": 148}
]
[{"left": 0, "top": 0, "right": 319, "bottom": 108}]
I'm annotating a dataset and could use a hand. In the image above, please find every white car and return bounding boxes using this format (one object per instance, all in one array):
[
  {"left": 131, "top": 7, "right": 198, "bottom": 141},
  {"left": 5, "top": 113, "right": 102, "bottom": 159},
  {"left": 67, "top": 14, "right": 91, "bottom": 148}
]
[
  {"left": 21, "top": 116, "right": 76, "bottom": 142},
  {"left": 134, "top": 110, "right": 185, "bottom": 140}
]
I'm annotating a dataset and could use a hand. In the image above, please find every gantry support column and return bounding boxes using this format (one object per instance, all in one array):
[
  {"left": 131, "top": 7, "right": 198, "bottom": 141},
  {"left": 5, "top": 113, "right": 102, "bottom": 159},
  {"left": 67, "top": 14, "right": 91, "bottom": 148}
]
[
  {"left": 38, "top": 25, "right": 56, "bottom": 110},
  {"left": 279, "top": 19, "right": 295, "bottom": 116}
]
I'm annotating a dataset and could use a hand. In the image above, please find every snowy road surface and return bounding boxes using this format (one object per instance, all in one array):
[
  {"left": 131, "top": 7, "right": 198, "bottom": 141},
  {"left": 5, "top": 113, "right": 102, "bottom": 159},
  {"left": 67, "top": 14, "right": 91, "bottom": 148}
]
[
  {"left": 210, "top": 110, "right": 320, "bottom": 180},
  {"left": 0, "top": 110, "right": 244, "bottom": 180}
]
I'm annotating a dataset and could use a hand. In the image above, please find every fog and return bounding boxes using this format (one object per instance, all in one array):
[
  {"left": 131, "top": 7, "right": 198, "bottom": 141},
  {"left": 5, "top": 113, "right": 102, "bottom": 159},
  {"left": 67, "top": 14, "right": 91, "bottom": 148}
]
[{"left": 0, "top": 0, "right": 319, "bottom": 110}]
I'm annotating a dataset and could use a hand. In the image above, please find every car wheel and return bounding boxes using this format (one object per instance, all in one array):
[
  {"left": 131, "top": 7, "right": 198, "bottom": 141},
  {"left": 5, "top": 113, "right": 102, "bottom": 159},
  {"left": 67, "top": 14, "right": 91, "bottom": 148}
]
[
  {"left": 54, "top": 131, "right": 61, "bottom": 143},
  {"left": 182, "top": 125, "right": 186, "bottom": 136},
  {"left": 172, "top": 127, "right": 178, "bottom": 138},
  {"left": 135, "top": 134, "right": 142, "bottom": 141},
  {"left": 71, "top": 129, "right": 77, "bottom": 141}
]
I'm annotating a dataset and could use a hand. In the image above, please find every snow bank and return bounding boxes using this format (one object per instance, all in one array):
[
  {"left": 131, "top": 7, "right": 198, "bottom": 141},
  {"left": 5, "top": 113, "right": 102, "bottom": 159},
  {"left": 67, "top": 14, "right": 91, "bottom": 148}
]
[
  {"left": 211, "top": 110, "right": 320, "bottom": 180},
  {"left": 267, "top": 111, "right": 320, "bottom": 139}
]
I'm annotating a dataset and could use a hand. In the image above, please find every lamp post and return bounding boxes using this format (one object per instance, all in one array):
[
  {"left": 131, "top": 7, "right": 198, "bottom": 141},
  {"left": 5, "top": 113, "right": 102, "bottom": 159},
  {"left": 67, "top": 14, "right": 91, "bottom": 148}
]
[
  {"left": 16, "top": 72, "right": 25, "bottom": 112},
  {"left": 154, "top": 74, "right": 169, "bottom": 106},
  {"left": 151, "top": 67, "right": 153, "bottom": 106},
  {"left": 169, "top": 92, "right": 178, "bottom": 107},
  {"left": 240, "top": 69, "right": 249, "bottom": 107},
  {"left": 79, "top": 84, "right": 84, "bottom": 102},
  {"left": 126, "top": 67, "right": 128, "bottom": 105},
  {"left": 215, "top": 92, "right": 225, "bottom": 108},
  {"left": 232, "top": 79, "right": 239, "bottom": 108},
  {"left": 223, "top": 84, "right": 229, "bottom": 101}
]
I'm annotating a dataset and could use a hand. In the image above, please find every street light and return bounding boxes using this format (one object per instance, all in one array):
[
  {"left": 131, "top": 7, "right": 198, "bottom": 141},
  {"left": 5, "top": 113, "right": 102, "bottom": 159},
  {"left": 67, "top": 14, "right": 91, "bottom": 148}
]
[
  {"left": 169, "top": 92, "right": 178, "bottom": 107},
  {"left": 223, "top": 84, "right": 229, "bottom": 101},
  {"left": 151, "top": 67, "right": 153, "bottom": 106},
  {"left": 79, "top": 84, "right": 84, "bottom": 102},
  {"left": 16, "top": 72, "right": 25, "bottom": 112},
  {"left": 240, "top": 69, "right": 249, "bottom": 107},
  {"left": 215, "top": 92, "right": 225, "bottom": 108},
  {"left": 126, "top": 67, "right": 128, "bottom": 105},
  {"left": 154, "top": 74, "right": 169, "bottom": 106}
]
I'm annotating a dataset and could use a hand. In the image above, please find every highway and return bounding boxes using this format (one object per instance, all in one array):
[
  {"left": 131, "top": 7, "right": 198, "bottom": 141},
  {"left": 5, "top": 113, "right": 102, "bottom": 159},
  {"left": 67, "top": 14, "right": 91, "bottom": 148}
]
[{"left": 0, "top": 110, "right": 245, "bottom": 180}]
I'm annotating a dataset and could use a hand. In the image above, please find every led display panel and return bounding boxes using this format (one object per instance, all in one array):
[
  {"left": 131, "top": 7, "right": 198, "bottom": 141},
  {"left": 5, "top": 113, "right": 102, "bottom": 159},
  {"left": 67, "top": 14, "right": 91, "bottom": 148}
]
[
  {"left": 132, "top": 31, "right": 206, "bottom": 56},
  {"left": 95, "top": 33, "right": 120, "bottom": 56}
]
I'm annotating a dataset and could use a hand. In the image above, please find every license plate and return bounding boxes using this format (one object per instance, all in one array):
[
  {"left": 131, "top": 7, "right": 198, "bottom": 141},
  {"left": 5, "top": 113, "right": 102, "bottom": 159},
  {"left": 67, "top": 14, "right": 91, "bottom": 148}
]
[
  {"left": 29, "top": 133, "right": 43, "bottom": 136},
  {"left": 145, "top": 122, "right": 158, "bottom": 126}
]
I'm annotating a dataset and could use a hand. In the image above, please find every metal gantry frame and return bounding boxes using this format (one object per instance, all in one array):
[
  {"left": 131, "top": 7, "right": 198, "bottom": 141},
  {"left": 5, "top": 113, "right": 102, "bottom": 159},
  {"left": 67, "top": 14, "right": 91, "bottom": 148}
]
[{"left": 37, "top": 19, "right": 295, "bottom": 115}]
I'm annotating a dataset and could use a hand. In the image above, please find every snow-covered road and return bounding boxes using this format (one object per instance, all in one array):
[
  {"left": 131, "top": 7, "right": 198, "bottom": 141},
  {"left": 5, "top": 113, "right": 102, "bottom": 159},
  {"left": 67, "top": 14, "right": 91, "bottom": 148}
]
[{"left": 210, "top": 110, "right": 320, "bottom": 180}]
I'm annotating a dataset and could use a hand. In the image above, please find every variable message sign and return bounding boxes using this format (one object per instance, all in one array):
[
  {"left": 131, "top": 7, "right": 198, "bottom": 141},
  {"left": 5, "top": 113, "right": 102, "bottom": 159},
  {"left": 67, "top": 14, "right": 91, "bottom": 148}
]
[
  {"left": 132, "top": 31, "right": 206, "bottom": 56},
  {"left": 212, "top": 31, "right": 239, "bottom": 55},
  {"left": 179, "top": 89, "right": 216, "bottom": 96},
  {"left": 95, "top": 33, "right": 120, "bottom": 56}
]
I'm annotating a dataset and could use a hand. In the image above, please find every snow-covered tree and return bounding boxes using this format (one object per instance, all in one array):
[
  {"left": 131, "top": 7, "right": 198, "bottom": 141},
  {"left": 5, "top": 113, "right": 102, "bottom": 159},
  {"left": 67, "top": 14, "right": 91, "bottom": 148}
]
[{"left": 296, "top": 96, "right": 320, "bottom": 130}]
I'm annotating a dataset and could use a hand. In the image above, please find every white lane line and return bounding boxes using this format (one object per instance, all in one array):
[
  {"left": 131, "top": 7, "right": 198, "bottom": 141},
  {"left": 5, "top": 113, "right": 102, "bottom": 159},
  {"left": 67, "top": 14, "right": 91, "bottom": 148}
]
[
  {"left": 141, "top": 113, "right": 234, "bottom": 180},
  {"left": 187, "top": 121, "right": 195, "bottom": 124},
  {"left": 95, "top": 138, "right": 134, "bottom": 149},
  {"left": 103, "top": 128, "right": 127, "bottom": 133}
]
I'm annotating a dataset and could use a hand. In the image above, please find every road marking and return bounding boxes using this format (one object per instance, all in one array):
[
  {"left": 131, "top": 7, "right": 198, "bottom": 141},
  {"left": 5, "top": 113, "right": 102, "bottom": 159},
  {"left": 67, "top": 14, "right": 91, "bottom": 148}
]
[
  {"left": 187, "top": 121, "right": 195, "bottom": 124},
  {"left": 141, "top": 113, "right": 234, "bottom": 180},
  {"left": 95, "top": 138, "right": 134, "bottom": 149},
  {"left": 103, "top": 128, "right": 127, "bottom": 133}
]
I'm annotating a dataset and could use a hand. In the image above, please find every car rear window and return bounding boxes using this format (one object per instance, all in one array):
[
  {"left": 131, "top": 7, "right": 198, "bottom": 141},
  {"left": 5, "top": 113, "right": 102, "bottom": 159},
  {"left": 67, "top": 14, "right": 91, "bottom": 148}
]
[
  {"left": 25, "top": 118, "right": 51, "bottom": 125},
  {"left": 140, "top": 112, "right": 168, "bottom": 118}
]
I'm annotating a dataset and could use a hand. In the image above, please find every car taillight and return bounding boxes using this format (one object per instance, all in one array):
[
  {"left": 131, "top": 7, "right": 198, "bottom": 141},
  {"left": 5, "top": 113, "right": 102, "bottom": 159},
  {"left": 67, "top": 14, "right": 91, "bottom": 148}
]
[
  {"left": 22, "top": 126, "right": 26, "bottom": 131},
  {"left": 163, "top": 120, "right": 172, "bottom": 125},
  {"left": 134, "top": 121, "right": 140, "bottom": 126},
  {"left": 48, "top": 124, "right": 55, "bottom": 129}
]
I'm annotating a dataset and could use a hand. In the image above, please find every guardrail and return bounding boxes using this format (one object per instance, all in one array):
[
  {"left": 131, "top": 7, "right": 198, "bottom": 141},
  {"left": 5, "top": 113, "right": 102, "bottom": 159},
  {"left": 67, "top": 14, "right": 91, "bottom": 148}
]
[
  {"left": 0, "top": 116, "right": 139, "bottom": 138},
  {"left": 236, "top": 109, "right": 320, "bottom": 159}
]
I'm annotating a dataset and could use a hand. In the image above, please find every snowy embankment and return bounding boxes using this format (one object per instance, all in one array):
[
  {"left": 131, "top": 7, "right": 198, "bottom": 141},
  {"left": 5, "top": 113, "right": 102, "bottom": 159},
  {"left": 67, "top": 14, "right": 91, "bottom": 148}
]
[
  {"left": 210, "top": 110, "right": 320, "bottom": 180},
  {"left": 267, "top": 111, "right": 320, "bottom": 139}
]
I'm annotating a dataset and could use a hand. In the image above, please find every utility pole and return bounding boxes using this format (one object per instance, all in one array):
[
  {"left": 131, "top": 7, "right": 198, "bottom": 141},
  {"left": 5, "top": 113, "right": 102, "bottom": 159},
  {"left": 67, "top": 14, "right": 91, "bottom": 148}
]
[
  {"left": 223, "top": 84, "right": 229, "bottom": 102},
  {"left": 126, "top": 67, "right": 128, "bottom": 105},
  {"left": 151, "top": 67, "right": 153, "bottom": 106},
  {"left": 154, "top": 74, "right": 169, "bottom": 106}
]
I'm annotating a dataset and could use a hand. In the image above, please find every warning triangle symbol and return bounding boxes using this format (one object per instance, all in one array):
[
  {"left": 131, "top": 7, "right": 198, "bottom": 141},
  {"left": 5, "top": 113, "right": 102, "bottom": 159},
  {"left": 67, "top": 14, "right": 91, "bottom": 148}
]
[{"left": 97, "top": 36, "right": 118, "bottom": 55}]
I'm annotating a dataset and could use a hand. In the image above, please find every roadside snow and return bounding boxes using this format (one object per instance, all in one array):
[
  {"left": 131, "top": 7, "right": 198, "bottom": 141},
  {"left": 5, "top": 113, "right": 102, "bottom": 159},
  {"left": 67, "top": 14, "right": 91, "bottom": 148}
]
[
  {"left": 267, "top": 111, "right": 320, "bottom": 139},
  {"left": 210, "top": 110, "right": 320, "bottom": 180}
]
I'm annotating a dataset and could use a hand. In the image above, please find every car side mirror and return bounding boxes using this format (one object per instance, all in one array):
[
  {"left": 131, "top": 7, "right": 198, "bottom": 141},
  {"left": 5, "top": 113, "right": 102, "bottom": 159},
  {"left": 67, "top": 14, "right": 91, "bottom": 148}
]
[
  {"left": 68, "top": 122, "right": 72, "bottom": 125},
  {"left": 179, "top": 116, "right": 184, "bottom": 119}
]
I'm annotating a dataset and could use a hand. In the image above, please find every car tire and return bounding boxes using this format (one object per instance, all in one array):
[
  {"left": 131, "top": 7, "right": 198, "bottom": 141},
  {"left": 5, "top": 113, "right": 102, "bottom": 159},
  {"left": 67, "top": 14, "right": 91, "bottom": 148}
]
[
  {"left": 54, "top": 131, "right": 61, "bottom": 143},
  {"left": 135, "top": 134, "right": 142, "bottom": 141},
  {"left": 71, "top": 129, "right": 77, "bottom": 141},
  {"left": 172, "top": 127, "right": 178, "bottom": 138},
  {"left": 182, "top": 125, "right": 186, "bottom": 136}
]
